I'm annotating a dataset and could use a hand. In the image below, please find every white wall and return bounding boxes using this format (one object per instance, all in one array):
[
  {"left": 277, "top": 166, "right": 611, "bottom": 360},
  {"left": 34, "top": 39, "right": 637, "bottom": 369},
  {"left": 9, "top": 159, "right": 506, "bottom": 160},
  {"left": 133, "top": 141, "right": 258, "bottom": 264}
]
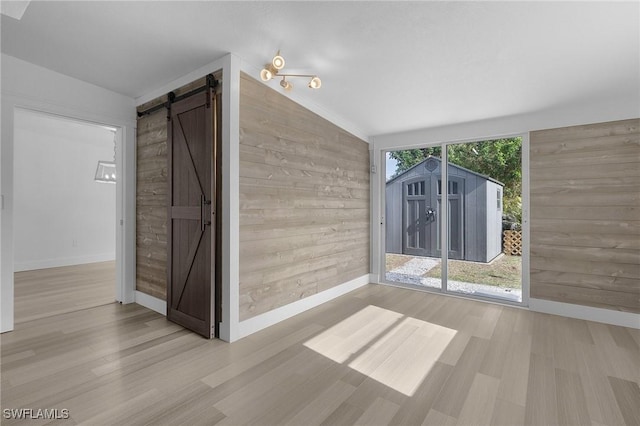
[
  {"left": 1, "top": 53, "right": 137, "bottom": 333},
  {"left": 13, "top": 110, "right": 117, "bottom": 271}
]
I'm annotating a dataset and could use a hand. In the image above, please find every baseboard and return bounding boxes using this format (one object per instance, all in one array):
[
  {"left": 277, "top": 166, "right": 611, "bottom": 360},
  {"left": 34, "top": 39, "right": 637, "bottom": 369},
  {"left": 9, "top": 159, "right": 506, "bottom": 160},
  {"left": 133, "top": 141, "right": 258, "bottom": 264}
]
[
  {"left": 14, "top": 254, "right": 116, "bottom": 272},
  {"left": 529, "top": 298, "right": 640, "bottom": 329},
  {"left": 134, "top": 290, "right": 167, "bottom": 316},
  {"left": 236, "top": 274, "right": 371, "bottom": 341}
]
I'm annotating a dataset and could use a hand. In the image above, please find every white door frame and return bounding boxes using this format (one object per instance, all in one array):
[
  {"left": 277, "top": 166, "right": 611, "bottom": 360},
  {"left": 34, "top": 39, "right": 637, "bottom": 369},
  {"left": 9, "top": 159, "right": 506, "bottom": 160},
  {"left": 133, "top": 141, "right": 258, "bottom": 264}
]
[{"left": 1, "top": 99, "right": 136, "bottom": 333}]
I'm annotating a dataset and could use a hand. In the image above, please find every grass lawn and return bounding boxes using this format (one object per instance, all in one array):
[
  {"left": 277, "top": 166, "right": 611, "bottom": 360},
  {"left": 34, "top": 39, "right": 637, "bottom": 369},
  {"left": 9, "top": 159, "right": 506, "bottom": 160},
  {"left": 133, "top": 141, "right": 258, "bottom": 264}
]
[
  {"left": 386, "top": 253, "right": 522, "bottom": 289},
  {"left": 425, "top": 255, "right": 521, "bottom": 288},
  {"left": 385, "top": 253, "right": 417, "bottom": 272}
]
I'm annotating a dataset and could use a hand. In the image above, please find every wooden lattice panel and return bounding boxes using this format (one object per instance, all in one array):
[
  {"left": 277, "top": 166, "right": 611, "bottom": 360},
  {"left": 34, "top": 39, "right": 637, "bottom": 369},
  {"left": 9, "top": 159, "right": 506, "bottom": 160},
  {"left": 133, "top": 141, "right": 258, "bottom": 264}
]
[{"left": 503, "top": 230, "right": 522, "bottom": 256}]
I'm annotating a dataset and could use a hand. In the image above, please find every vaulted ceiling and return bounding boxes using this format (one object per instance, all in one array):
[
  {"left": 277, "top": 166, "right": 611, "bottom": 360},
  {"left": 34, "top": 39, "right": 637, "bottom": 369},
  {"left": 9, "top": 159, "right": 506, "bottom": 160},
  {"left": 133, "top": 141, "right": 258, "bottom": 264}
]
[{"left": 2, "top": 1, "right": 638, "bottom": 136}]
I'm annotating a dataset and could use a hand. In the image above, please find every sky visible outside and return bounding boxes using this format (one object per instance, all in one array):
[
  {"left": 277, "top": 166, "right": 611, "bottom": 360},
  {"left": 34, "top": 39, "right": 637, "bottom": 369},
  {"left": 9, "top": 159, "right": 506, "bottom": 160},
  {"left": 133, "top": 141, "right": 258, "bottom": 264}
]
[{"left": 386, "top": 152, "right": 397, "bottom": 181}]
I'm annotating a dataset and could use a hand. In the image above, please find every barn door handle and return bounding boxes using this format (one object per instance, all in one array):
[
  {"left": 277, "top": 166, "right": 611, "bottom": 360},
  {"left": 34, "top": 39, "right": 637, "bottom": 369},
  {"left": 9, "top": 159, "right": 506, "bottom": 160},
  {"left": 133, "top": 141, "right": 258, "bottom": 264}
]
[{"left": 200, "top": 194, "right": 211, "bottom": 231}]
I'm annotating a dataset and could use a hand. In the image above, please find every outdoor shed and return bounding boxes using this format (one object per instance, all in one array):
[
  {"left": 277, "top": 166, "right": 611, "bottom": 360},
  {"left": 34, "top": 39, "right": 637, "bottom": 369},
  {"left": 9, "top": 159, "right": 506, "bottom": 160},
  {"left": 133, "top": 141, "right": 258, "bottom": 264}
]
[{"left": 386, "top": 156, "right": 504, "bottom": 263}]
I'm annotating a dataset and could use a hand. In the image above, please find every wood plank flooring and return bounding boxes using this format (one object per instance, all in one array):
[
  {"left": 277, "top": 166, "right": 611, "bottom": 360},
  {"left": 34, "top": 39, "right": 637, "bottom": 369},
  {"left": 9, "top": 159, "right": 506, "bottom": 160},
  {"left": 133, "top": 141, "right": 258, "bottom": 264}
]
[
  {"left": 13, "top": 261, "right": 115, "bottom": 323},
  {"left": 1, "top": 283, "right": 639, "bottom": 425}
]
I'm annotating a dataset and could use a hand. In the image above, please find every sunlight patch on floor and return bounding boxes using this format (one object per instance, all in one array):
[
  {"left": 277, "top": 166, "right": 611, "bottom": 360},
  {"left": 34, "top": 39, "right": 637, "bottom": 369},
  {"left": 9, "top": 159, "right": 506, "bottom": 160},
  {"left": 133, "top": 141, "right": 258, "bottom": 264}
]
[{"left": 304, "top": 305, "right": 456, "bottom": 396}]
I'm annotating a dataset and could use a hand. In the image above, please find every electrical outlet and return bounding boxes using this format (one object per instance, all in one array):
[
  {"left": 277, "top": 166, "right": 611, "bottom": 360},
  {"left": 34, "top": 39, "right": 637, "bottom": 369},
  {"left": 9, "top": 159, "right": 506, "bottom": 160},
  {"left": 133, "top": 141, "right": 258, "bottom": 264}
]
[
  {"left": 72, "top": 239, "right": 78, "bottom": 247},
  {"left": 370, "top": 165, "right": 377, "bottom": 174}
]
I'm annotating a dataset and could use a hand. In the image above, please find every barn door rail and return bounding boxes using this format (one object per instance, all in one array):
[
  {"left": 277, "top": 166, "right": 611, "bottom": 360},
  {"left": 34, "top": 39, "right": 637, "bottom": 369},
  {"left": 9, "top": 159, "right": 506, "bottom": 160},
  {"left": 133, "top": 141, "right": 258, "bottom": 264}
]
[{"left": 137, "top": 74, "right": 218, "bottom": 118}]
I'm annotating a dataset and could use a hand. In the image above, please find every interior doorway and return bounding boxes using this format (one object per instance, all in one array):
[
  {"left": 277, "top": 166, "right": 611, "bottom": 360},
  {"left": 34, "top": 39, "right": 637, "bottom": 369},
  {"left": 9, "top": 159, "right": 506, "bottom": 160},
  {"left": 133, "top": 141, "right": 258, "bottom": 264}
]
[
  {"left": 12, "top": 109, "right": 119, "bottom": 323},
  {"left": 383, "top": 136, "right": 527, "bottom": 305}
]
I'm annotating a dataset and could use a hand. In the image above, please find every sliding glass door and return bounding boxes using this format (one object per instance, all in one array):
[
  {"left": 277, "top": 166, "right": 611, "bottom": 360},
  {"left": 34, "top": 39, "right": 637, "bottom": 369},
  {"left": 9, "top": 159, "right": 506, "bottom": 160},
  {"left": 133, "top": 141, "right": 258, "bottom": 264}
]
[
  {"left": 445, "top": 138, "right": 523, "bottom": 303},
  {"left": 384, "top": 149, "right": 442, "bottom": 290},
  {"left": 383, "top": 136, "right": 525, "bottom": 305}
]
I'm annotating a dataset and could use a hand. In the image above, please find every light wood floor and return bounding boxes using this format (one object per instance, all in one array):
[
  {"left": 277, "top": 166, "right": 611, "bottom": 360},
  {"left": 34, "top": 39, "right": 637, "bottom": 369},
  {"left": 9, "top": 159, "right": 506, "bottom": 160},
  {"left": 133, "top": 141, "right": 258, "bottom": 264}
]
[
  {"left": 1, "top": 284, "right": 639, "bottom": 425},
  {"left": 13, "top": 261, "right": 115, "bottom": 323}
]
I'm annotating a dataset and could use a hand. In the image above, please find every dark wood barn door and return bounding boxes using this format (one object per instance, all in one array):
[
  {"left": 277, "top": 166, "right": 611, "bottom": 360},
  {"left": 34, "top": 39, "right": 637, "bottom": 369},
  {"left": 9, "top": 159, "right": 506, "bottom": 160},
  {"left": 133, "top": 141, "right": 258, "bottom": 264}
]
[{"left": 167, "top": 90, "right": 216, "bottom": 338}]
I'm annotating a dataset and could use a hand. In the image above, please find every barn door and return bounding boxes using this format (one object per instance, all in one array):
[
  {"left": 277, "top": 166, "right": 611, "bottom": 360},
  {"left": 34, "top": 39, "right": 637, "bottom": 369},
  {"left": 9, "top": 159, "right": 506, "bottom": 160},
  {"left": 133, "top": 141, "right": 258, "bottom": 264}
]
[
  {"left": 167, "top": 89, "right": 216, "bottom": 338},
  {"left": 403, "top": 178, "right": 438, "bottom": 257}
]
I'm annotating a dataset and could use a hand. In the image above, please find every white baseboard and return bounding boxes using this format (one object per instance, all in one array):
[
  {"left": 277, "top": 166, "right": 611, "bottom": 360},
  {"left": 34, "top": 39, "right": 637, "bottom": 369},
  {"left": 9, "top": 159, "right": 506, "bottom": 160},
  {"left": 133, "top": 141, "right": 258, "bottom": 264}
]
[
  {"left": 14, "top": 253, "right": 116, "bottom": 272},
  {"left": 530, "top": 298, "right": 640, "bottom": 329},
  {"left": 135, "top": 290, "right": 167, "bottom": 316},
  {"left": 236, "top": 274, "right": 371, "bottom": 341}
]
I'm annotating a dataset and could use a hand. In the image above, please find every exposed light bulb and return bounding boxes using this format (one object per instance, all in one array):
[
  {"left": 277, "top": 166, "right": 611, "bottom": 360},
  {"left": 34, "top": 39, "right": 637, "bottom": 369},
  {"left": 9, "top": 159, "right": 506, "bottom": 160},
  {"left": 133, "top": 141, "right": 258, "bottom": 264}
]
[
  {"left": 260, "top": 68, "right": 273, "bottom": 81},
  {"left": 280, "top": 78, "right": 293, "bottom": 91},
  {"left": 272, "top": 53, "right": 285, "bottom": 70},
  {"left": 308, "top": 76, "right": 322, "bottom": 89}
]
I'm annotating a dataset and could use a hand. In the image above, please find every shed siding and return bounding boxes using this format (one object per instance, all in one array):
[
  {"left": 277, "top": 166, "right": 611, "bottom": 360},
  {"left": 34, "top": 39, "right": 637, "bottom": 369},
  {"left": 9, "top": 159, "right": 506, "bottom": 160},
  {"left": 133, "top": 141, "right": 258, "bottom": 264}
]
[
  {"left": 386, "top": 158, "right": 499, "bottom": 263},
  {"left": 458, "top": 171, "right": 486, "bottom": 262},
  {"left": 530, "top": 118, "right": 640, "bottom": 313},
  {"left": 485, "top": 181, "right": 503, "bottom": 261}
]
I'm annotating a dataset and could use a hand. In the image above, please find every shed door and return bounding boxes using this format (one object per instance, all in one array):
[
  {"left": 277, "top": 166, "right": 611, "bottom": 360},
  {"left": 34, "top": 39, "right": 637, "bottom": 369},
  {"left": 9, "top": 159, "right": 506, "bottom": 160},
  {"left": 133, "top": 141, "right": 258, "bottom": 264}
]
[
  {"left": 436, "top": 177, "right": 464, "bottom": 260},
  {"left": 402, "top": 178, "right": 438, "bottom": 257},
  {"left": 167, "top": 91, "right": 215, "bottom": 338}
]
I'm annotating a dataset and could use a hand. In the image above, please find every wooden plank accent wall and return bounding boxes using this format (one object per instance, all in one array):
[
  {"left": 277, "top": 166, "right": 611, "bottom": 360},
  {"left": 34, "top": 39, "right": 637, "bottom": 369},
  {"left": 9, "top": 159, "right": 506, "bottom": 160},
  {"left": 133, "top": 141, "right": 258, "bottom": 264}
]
[
  {"left": 136, "top": 76, "right": 212, "bottom": 300},
  {"left": 136, "top": 108, "right": 168, "bottom": 299},
  {"left": 530, "top": 118, "right": 640, "bottom": 313},
  {"left": 239, "top": 72, "right": 370, "bottom": 321}
]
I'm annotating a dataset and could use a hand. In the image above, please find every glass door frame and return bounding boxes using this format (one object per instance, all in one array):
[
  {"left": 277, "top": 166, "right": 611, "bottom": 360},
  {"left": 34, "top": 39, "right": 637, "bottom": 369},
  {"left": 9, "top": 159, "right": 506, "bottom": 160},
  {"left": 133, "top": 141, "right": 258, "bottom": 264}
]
[{"left": 379, "top": 133, "right": 530, "bottom": 308}]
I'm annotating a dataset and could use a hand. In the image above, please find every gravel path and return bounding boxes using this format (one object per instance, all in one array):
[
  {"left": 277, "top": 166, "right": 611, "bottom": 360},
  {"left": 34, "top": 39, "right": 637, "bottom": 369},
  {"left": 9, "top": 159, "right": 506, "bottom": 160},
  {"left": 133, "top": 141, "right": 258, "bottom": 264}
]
[
  {"left": 390, "top": 257, "right": 440, "bottom": 276},
  {"left": 386, "top": 257, "right": 522, "bottom": 302}
]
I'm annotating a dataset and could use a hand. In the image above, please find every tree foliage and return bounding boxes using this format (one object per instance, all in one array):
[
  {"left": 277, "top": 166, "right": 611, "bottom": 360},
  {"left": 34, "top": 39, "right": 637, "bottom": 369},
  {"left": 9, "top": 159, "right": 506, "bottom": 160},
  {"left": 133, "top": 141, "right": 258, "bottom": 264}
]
[{"left": 389, "top": 138, "right": 522, "bottom": 222}]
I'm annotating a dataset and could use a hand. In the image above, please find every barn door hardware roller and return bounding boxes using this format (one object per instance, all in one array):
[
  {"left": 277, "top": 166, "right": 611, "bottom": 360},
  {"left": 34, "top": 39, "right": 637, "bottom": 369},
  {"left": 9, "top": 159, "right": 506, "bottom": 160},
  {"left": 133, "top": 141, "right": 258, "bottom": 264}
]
[{"left": 136, "top": 74, "right": 219, "bottom": 118}]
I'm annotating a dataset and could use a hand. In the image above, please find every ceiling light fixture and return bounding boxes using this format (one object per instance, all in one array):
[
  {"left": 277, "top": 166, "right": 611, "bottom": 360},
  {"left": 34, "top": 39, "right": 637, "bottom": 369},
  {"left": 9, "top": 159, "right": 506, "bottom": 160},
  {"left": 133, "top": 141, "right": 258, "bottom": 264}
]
[
  {"left": 280, "top": 77, "right": 293, "bottom": 91},
  {"left": 260, "top": 51, "right": 322, "bottom": 91},
  {"left": 272, "top": 51, "right": 285, "bottom": 70},
  {"left": 308, "top": 76, "right": 322, "bottom": 89}
]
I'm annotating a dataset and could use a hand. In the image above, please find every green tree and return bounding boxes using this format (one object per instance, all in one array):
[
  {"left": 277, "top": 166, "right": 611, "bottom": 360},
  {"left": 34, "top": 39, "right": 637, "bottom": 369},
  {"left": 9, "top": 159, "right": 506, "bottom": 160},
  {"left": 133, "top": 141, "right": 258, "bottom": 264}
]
[
  {"left": 389, "top": 146, "right": 442, "bottom": 177},
  {"left": 389, "top": 138, "right": 522, "bottom": 222}
]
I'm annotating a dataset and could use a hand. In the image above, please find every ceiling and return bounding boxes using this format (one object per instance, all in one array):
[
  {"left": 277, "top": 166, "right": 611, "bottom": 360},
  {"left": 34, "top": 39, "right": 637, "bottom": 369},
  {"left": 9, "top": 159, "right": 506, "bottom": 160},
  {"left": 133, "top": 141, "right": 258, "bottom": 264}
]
[{"left": 2, "top": 1, "right": 638, "bottom": 137}]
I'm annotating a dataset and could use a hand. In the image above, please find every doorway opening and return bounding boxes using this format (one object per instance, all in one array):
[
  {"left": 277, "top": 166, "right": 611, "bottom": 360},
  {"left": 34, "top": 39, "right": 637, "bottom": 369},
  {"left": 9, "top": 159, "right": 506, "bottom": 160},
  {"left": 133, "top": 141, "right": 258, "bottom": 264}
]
[
  {"left": 383, "top": 136, "right": 526, "bottom": 305},
  {"left": 13, "top": 109, "right": 119, "bottom": 323}
]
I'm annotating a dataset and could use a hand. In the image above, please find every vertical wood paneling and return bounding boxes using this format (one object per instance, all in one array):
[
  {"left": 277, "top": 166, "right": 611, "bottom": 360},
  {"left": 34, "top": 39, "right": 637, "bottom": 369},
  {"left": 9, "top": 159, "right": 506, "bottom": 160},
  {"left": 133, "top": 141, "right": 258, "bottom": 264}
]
[
  {"left": 239, "top": 72, "right": 370, "bottom": 320},
  {"left": 530, "top": 118, "right": 640, "bottom": 313}
]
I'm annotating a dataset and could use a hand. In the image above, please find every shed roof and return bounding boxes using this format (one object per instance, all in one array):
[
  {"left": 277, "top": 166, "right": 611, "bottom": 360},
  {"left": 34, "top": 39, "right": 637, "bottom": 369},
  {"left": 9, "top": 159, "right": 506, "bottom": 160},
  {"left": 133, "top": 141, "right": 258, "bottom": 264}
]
[{"left": 386, "top": 155, "right": 504, "bottom": 186}]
